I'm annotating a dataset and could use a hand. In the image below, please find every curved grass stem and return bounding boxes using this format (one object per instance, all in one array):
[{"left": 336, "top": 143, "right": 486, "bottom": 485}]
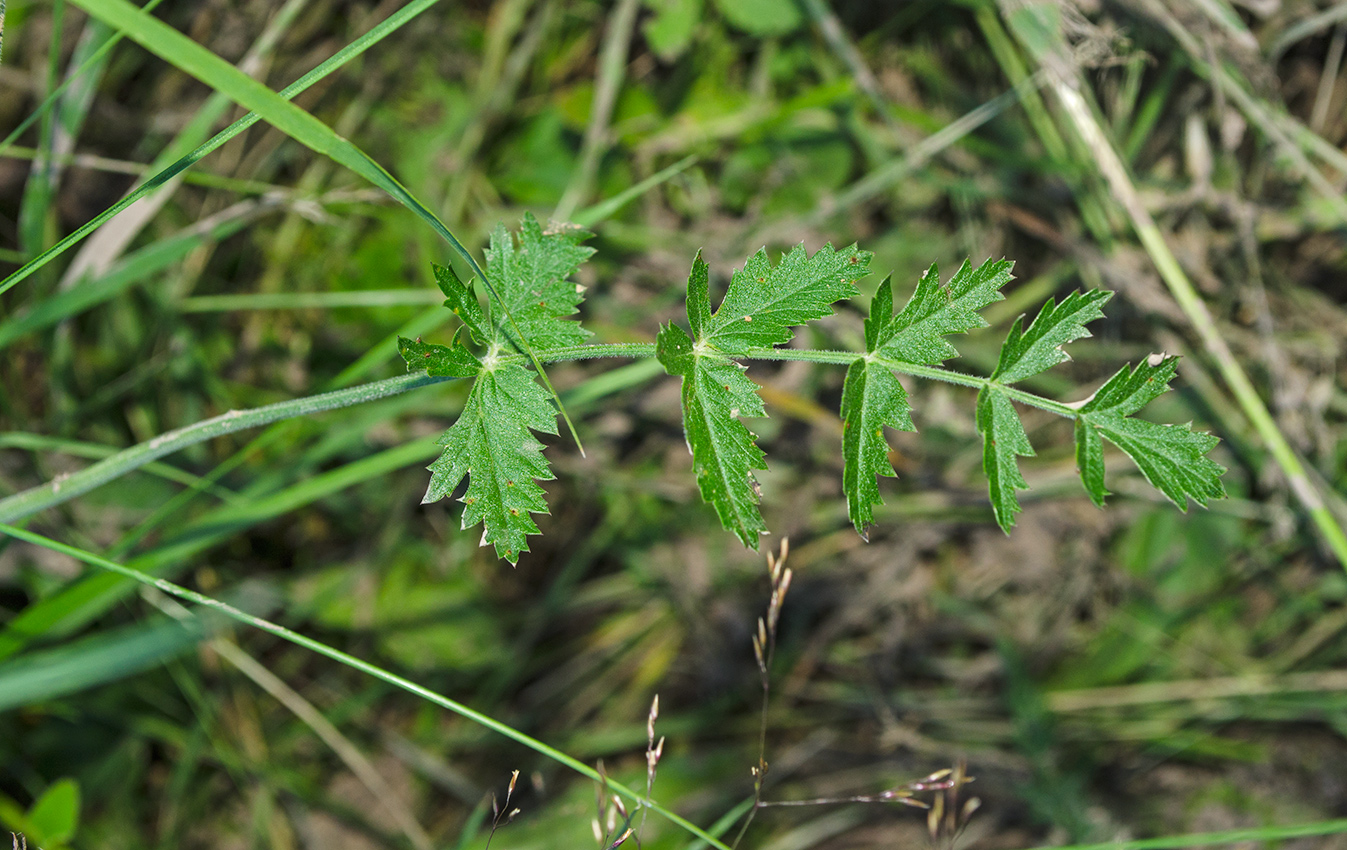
[
  {"left": 0, "top": 522, "right": 734, "bottom": 850},
  {"left": 0, "top": 373, "right": 452, "bottom": 523},
  {"left": 0, "top": 0, "right": 446, "bottom": 300},
  {"left": 1047, "top": 70, "right": 1347, "bottom": 570}
]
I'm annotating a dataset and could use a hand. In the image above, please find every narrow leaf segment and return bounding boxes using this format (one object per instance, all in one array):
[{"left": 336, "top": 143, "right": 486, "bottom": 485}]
[
  {"left": 841, "top": 277, "right": 914, "bottom": 536},
  {"left": 658, "top": 319, "right": 768, "bottom": 547},
  {"left": 703, "top": 242, "right": 872, "bottom": 353},
  {"left": 873, "top": 258, "right": 1012, "bottom": 364},
  {"left": 991, "top": 289, "right": 1112, "bottom": 383},
  {"left": 976, "top": 385, "right": 1035, "bottom": 531}
]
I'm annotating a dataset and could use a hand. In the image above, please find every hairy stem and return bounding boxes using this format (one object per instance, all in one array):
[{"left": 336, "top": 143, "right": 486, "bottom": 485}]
[
  {"left": 0, "top": 342, "right": 1085, "bottom": 523},
  {"left": 535, "top": 343, "right": 1079, "bottom": 416},
  {"left": 0, "top": 372, "right": 451, "bottom": 523}
]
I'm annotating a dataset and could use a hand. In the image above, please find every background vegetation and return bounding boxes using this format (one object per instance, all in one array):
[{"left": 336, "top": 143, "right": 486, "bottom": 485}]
[{"left": 3, "top": 0, "right": 1347, "bottom": 847}]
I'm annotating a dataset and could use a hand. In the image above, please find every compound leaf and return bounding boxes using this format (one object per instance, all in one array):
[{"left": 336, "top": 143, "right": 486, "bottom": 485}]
[
  {"left": 841, "top": 277, "right": 915, "bottom": 537},
  {"left": 1074, "top": 356, "right": 1226, "bottom": 509},
  {"left": 421, "top": 361, "right": 558, "bottom": 564},
  {"left": 700, "top": 242, "right": 871, "bottom": 353},
  {"left": 657, "top": 321, "right": 768, "bottom": 548},
  {"left": 485, "top": 212, "right": 594, "bottom": 352},
  {"left": 977, "top": 386, "right": 1034, "bottom": 531},
  {"left": 874, "top": 258, "right": 1012, "bottom": 365},
  {"left": 992, "top": 289, "right": 1112, "bottom": 384},
  {"left": 403, "top": 213, "right": 597, "bottom": 562}
]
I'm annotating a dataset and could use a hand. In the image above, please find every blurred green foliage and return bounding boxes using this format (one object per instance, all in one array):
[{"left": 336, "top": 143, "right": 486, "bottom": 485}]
[{"left": 2, "top": 1, "right": 1347, "bottom": 848}]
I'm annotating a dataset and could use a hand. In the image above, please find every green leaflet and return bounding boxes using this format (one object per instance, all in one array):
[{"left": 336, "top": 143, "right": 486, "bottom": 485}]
[
  {"left": 659, "top": 253, "right": 772, "bottom": 547},
  {"left": 976, "top": 386, "right": 1034, "bottom": 531},
  {"left": 402, "top": 214, "right": 595, "bottom": 562},
  {"left": 977, "top": 288, "right": 1110, "bottom": 531},
  {"left": 398, "top": 334, "right": 480, "bottom": 378},
  {"left": 1074, "top": 356, "right": 1226, "bottom": 509},
  {"left": 661, "top": 244, "right": 871, "bottom": 546},
  {"left": 991, "top": 289, "right": 1112, "bottom": 383},
  {"left": 840, "top": 277, "right": 915, "bottom": 536},
  {"left": 700, "top": 241, "right": 871, "bottom": 353},
  {"left": 485, "top": 212, "right": 594, "bottom": 352},
  {"left": 839, "top": 262, "right": 1013, "bottom": 536},
  {"left": 657, "top": 322, "right": 768, "bottom": 547},
  {"left": 423, "top": 361, "right": 558, "bottom": 564},
  {"left": 841, "top": 361, "right": 910, "bottom": 536},
  {"left": 874, "top": 258, "right": 1013, "bottom": 364}
]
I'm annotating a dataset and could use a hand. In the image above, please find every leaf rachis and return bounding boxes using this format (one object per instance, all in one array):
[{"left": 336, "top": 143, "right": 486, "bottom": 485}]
[{"left": 401, "top": 220, "right": 1226, "bottom": 559}]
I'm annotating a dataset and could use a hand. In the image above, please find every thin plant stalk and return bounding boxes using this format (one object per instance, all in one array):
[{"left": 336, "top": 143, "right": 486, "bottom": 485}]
[
  {"left": 1021, "top": 817, "right": 1347, "bottom": 850},
  {"left": 731, "top": 540, "right": 791, "bottom": 849},
  {"left": 0, "top": 343, "right": 1088, "bottom": 526},
  {"left": 0, "top": 523, "right": 736, "bottom": 850},
  {"left": 0, "top": 373, "right": 452, "bottom": 523}
]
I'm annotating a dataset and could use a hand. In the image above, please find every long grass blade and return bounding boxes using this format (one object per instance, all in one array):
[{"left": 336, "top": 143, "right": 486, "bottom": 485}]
[
  {"left": 0, "top": 373, "right": 451, "bottom": 525},
  {"left": 0, "top": 0, "right": 164, "bottom": 161},
  {"left": 0, "top": 436, "right": 443, "bottom": 660},
  {"left": 68, "top": 0, "right": 584, "bottom": 454},
  {"left": 0, "top": 0, "right": 445, "bottom": 299},
  {"left": 1020, "top": 818, "right": 1347, "bottom": 850},
  {"left": 0, "top": 522, "right": 734, "bottom": 850}
]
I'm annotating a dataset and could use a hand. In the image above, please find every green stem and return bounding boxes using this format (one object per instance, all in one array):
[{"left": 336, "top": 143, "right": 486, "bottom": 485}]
[
  {"left": 0, "top": 522, "right": 732, "bottom": 850},
  {"left": 0, "top": 373, "right": 450, "bottom": 523},
  {"left": 538, "top": 343, "right": 1077, "bottom": 415},
  {"left": 0, "top": 343, "right": 1085, "bottom": 524}
]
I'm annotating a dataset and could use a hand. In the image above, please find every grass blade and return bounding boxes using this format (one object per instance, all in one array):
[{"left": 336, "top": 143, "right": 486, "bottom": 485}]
[
  {"left": 0, "top": 436, "right": 443, "bottom": 660},
  {"left": 1020, "top": 818, "right": 1347, "bottom": 850},
  {"left": 0, "top": 373, "right": 451, "bottom": 525},
  {"left": 0, "top": 0, "right": 445, "bottom": 299},
  {"left": 0, "top": 522, "right": 734, "bottom": 850},
  {"left": 68, "top": 0, "right": 584, "bottom": 454}
]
